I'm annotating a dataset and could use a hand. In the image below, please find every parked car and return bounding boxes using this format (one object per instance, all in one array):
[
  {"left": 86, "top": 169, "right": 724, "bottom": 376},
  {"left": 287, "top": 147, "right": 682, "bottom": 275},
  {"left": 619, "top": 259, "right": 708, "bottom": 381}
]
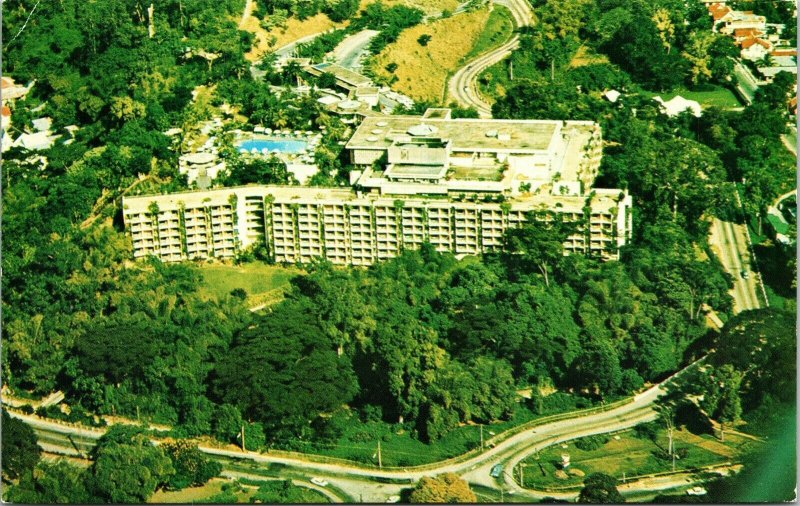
[
  {"left": 740, "top": 269, "right": 749, "bottom": 279},
  {"left": 310, "top": 477, "right": 329, "bottom": 487},
  {"left": 386, "top": 495, "right": 401, "bottom": 503},
  {"left": 490, "top": 464, "right": 503, "bottom": 478}
]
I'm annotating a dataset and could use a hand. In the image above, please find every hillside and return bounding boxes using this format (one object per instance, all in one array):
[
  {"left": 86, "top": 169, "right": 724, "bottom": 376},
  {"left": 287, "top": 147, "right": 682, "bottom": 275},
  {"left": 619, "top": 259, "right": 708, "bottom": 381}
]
[{"left": 369, "top": 6, "right": 492, "bottom": 101}]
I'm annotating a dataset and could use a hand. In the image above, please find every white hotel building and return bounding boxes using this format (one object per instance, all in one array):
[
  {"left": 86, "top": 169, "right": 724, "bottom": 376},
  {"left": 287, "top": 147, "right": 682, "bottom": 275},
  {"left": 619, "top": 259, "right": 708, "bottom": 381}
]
[{"left": 122, "top": 109, "right": 632, "bottom": 265}]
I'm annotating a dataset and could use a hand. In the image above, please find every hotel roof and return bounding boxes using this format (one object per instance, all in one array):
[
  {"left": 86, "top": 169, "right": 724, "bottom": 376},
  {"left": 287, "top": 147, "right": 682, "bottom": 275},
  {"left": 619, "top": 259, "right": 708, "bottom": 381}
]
[{"left": 347, "top": 115, "right": 581, "bottom": 153}]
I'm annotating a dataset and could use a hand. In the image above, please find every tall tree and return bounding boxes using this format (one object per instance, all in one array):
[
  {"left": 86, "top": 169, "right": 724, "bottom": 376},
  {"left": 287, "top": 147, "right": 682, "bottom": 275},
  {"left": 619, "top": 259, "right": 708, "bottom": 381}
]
[{"left": 578, "top": 472, "right": 625, "bottom": 503}]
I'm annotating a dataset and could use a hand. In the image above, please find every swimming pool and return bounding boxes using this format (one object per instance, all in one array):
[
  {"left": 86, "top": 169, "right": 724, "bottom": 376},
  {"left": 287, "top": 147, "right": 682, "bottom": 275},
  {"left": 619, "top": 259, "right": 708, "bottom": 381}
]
[{"left": 237, "top": 138, "right": 308, "bottom": 154}]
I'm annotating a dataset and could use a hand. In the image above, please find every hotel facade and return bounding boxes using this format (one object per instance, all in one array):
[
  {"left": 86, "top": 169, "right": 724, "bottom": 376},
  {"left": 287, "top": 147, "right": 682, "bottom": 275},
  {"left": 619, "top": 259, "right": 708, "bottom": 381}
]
[{"left": 123, "top": 111, "right": 633, "bottom": 265}]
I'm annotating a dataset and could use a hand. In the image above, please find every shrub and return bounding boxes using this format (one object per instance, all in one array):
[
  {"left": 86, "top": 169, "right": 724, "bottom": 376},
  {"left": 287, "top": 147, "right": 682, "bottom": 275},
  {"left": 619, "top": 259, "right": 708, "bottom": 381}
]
[
  {"left": 417, "top": 34, "right": 432, "bottom": 46},
  {"left": 574, "top": 435, "right": 609, "bottom": 451},
  {"left": 634, "top": 421, "right": 659, "bottom": 441}
]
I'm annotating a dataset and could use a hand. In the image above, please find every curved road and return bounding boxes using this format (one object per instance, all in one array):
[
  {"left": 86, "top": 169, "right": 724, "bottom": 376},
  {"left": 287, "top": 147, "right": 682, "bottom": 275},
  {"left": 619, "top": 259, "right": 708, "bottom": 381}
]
[
  {"left": 447, "top": 0, "right": 533, "bottom": 117},
  {"left": 7, "top": 358, "right": 705, "bottom": 501}
]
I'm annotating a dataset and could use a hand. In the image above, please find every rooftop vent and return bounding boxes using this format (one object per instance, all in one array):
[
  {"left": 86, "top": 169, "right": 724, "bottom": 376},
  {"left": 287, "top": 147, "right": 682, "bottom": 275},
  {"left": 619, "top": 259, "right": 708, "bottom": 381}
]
[
  {"left": 366, "top": 136, "right": 378, "bottom": 142},
  {"left": 371, "top": 129, "right": 383, "bottom": 134},
  {"left": 376, "top": 121, "right": 388, "bottom": 127},
  {"left": 407, "top": 123, "right": 438, "bottom": 136},
  {"left": 485, "top": 130, "right": 498, "bottom": 138}
]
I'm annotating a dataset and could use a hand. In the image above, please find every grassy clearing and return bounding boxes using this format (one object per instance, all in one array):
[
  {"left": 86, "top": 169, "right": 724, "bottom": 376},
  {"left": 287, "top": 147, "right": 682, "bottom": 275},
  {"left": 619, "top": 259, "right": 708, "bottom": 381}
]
[
  {"left": 370, "top": 7, "right": 492, "bottom": 101},
  {"left": 150, "top": 477, "right": 327, "bottom": 504},
  {"left": 518, "top": 428, "right": 748, "bottom": 490},
  {"left": 569, "top": 45, "right": 609, "bottom": 68},
  {"left": 640, "top": 85, "right": 742, "bottom": 109},
  {"left": 195, "top": 261, "right": 301, "bottom": 305},
  {"left": 150, "top": 478, "right": 252, "bottom": 503},
  {"left": 463, "top": 5, "right": 515, "bottom": 61}
]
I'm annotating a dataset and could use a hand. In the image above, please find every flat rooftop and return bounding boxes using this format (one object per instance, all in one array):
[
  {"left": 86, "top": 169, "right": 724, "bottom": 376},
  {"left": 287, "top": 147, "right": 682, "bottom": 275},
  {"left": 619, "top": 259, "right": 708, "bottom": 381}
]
[
  {"left": 123, "top": 185, "right": 625, "bottom": 215},
  {"left": 347, "top": 115, "right": 565, "bottom": 153},
  {"left": 385, "top": 164, "right": 449, "bottom": 180},
  {"left": 308, "top": 62, "right": 373, "bottom": 88}
]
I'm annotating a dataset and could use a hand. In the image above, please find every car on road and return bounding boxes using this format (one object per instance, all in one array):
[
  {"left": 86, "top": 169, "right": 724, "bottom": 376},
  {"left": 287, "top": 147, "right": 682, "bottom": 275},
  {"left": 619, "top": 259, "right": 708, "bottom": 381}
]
[
  {"left": 490, "top": 464, "right": 503, "bottom": 478},
  {"left": 740, "top": 269, "right": 749, "bottom": 279},
  {"left": 386, "top": 495, "right": 401, "bottom": 503},
  {"left": 310, "top": 477, "right": 329, "bottom": 487}
]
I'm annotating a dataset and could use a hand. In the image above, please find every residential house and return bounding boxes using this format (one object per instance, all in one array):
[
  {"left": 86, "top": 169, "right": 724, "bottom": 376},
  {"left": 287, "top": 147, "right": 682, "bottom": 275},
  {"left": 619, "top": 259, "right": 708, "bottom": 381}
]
[{"left": 739, "top": 36, "right": 772, "bottom": 61}]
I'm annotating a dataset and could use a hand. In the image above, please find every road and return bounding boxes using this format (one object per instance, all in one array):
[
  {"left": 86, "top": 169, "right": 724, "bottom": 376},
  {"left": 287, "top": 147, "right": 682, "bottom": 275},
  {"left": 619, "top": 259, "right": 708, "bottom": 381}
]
[
  {"left": 239, "top": 0, "right": 254, "bottom": 28},
  {"left": 447, "top": 0, "right": 533, "bottom": 117},
  {"left": 732, "top": 59, "right": 757, "bottom": 105},
  {"left": 709, "top": 217, "right": 761, "bottom": 313},
  {"left": 7, "top": 357, "right": 706, "bottom": 502},
  {"left": 329, "top": 29, "right": 379, "bottom": 70}
]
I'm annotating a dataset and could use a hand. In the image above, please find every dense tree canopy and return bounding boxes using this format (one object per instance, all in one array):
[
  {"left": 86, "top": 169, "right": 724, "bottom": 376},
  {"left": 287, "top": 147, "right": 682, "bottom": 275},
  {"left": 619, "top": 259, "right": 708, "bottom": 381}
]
[
  {"left": 1, "top": 411, "right": 41, "bottom": 480},
  {"left": 409, "top": 473, "right": 477, "bottom": 503}
]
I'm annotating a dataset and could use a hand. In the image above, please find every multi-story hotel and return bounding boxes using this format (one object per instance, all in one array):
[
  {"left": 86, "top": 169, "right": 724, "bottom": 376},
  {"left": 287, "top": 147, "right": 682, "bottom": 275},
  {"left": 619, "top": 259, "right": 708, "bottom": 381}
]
[{"left": 122, "top": 109, "right": 633, "bottom": 265}]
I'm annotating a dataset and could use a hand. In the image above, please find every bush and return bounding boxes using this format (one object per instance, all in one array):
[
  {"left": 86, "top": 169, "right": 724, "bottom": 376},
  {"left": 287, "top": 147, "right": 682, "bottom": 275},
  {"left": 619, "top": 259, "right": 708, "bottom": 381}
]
[
  {"left": 417, "top": 34, "right": 432, "bottom": 46},
  {"left": 574, "top": 435, "right": 609, "bottom": 451}
]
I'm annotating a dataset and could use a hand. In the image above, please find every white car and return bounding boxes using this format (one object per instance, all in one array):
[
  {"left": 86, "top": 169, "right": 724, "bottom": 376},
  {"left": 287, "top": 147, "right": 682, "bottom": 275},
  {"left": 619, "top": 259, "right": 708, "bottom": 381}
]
[
  {"left": 386, "top": 495, "right": 401, "bottom": 503},
  {"left": 686, "top": 486, "right": 707, "bottom": 496},
  {"left": 310, "top": 477, "right": 329, "bottom": 487}
]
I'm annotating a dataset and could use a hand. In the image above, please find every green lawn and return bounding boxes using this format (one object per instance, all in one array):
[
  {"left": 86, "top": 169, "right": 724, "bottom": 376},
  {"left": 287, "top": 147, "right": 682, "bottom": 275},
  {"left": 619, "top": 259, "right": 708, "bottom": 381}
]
[
  {"left": 150, "top": 477, "right": 329, "bottom": 504},
  {"left": 195, "top": 262, "right": 302, "bottom": 306},
  {"left": 463, "top": 5, "right": 515, "bottom": 62},
  {"left": 517, "top": 429, "right": 747, "bottom": 490},
  {"left": 641, "top": 85, "right": 742, "bottom": 109}
]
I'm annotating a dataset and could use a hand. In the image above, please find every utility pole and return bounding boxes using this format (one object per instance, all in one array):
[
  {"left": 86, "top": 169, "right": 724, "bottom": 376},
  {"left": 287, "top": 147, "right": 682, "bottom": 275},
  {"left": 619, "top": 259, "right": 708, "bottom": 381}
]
[
  {"left": 377, "top": 440, "right": 382, "bottom": 468},
  {"left": 550, "top": 59, "right": 555, "bottom": 81},
  {"left": 136, "top": 405, "right": 140, "bottom": 423},
  {"left": 241, "top": 425, "right": 246, "bottom": 452},
  {"left": 509, "top": 60, "right": 514, "bottom": 81},
  {"left": 519, "top": 464, "right": 524, "bottom": 487},
  {"left": 480, "top": 425, "right": 484, "bottom": 451}
]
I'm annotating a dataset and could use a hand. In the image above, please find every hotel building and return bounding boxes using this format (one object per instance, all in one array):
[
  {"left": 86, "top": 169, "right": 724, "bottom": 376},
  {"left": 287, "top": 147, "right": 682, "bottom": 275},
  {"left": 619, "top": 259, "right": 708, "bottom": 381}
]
[{"left": 122, "top": 110, "right": 633, "bottom": 265}]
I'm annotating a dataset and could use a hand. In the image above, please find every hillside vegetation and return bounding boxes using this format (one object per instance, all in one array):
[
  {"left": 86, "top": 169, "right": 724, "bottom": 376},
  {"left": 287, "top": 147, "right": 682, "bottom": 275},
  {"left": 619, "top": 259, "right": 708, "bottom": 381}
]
[{"left": 369, "top": 7, "right": 492, "bottom": 101}]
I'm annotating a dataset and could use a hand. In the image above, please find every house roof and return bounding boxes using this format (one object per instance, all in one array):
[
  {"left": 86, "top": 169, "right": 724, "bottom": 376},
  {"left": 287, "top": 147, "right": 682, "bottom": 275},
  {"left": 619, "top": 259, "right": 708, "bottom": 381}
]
[
  {"left": 1, "top": 106, "right": 10, "bottom": 118},
  {"left": 1, "top": 77, "right": 15, "bottom": 89},
  {"left": 708, "top": 3, "right": 732, "bottom": 21},
  {"left": 771, "top": 48, "right": 797, "bottom": 57},
  {"left": 740, "top": 37, "right": 771, "bottom": 49},
  {"left": 734, "top": 28, "right": 763, "bottom": 38}
]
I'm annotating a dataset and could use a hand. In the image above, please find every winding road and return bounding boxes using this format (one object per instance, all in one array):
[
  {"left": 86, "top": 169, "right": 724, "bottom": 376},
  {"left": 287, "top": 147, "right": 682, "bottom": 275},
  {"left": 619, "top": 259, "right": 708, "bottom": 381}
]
[
  {"left": 7, "top": 357, "right": 707, "bottom": 502},
  {"left": 447, "top": 0, "right": 533, "bottom": 117}
]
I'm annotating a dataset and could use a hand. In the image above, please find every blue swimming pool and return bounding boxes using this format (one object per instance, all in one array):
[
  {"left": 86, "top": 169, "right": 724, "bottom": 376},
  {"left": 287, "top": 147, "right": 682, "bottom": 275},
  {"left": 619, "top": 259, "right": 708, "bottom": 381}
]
[{"left": 237, "top": 138, "right": 308, "bottom": 154}]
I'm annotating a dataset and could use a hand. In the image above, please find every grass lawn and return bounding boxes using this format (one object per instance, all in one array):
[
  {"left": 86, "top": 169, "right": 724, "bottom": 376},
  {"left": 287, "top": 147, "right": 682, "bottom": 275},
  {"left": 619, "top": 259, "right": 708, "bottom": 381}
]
[
  {"left": 517, "top": 428, "right": 748, "bottom": 490},
  {"left": 462, "top": 5, "right": 515, "bottom": 61},
  {"left": 369, "top": 7, "right": 493, "bottom": 101},
  {"left": 195, "top": 261, "right": 301, "bottom": 306},
  {"left": 640, "top": 85, "right": 742, "bottom": 109},
  {"left": 150, "top": 478, "right": 253, "bottom": 503}
]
